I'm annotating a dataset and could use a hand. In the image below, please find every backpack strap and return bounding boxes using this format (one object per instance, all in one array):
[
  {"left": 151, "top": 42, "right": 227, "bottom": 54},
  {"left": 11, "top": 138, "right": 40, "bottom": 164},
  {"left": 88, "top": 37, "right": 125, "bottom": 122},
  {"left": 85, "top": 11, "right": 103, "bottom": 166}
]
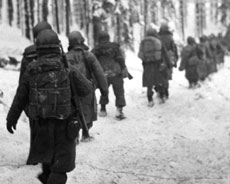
[{"left": 81, "top": 50, "right": 94, "bottom": 81}]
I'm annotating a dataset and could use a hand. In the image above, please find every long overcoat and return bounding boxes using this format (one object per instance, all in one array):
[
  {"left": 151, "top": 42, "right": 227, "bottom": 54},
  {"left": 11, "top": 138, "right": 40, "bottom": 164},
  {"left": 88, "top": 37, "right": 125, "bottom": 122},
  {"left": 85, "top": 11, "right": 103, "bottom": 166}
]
[
  {"left": 138, "top": 37, "right": 169, "bottom": 87},
  {"left": 66, "top": 46, "right": 108, "bottom": 125},
  {"left": 6, "top": 54, "right": 92, "bottom": 172}
]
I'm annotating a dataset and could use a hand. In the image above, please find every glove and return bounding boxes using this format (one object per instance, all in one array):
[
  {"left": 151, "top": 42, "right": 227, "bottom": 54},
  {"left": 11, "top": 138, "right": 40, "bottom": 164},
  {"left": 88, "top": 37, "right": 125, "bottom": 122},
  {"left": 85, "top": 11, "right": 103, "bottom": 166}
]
[
  {"left": 6, "top": 121, "right": 16, "bottom": 134},
  {"left": 121, "top": 67, "right": 129, "bottom": 78},
  {"left": 179, "top": 66, "right": 184, "bottom": 71}
]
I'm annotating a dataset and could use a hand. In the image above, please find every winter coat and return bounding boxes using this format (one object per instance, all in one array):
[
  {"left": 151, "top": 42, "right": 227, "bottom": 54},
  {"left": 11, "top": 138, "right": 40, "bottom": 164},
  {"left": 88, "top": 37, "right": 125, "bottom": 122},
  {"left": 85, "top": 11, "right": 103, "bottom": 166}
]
[
  {"left": 198, "top": 43, "right": 212, "bottom": 77},
  {"left": 180, "top": 44, "right": 197, "bottom": 70},
  {"left": 197, "top": 58, "right": 208, "bottom": 80},
  {"left": 159, "top": 30, "right": 178, "bottom": 79},
  {"left": 138, "top": 36, "right": 169, "bottom": 87},
  {"left": 185, "top": 56, "right": 199, "bottom": 82},
  {"left": 66, "top": 46, "right": 108, "bottom": 124},
  {"left": 91, "top": 41, "right": 126, "bottom": 78},
  {"left": 6, "top": 54, "right": 92, "bottom": 172}
]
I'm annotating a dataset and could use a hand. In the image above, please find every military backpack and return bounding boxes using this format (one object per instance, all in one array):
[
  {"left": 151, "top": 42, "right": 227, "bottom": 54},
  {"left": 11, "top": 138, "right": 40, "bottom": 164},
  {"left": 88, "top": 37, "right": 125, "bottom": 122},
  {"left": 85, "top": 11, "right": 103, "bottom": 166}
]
[
  {"left": 139, "top": 36, "right": 162, "bottom": 63},
  {"left": 27, "top": 57, "right": 71, "bottom": 120}
]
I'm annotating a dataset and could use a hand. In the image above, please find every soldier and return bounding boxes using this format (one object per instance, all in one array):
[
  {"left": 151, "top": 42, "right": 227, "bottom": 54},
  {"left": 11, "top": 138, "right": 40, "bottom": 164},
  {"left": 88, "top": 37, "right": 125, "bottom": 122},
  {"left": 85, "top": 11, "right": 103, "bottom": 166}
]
[
  {"left": 18, "top": 22, "right": 53, "bottom": 170},
  {"left": 66, "top": 31, "right": 108, "bottom": 141},
  {"left": 210, "top": 34, "right": 225, "bottom": 68},
  {"left": 158, "top": 23, "right": 178, "bottom": 98},
  {"left": 92, "top": 31, "right": 129, "bottom": 120},
  {"left": 138, "top": 28, "right": 170, "bottom": 106},
  {"left": 179, "top": 37, "right": 200, "bottom": 88},
  {"left": 6, "top": 30, "right": 92, "bottom": 184},
  {"left": 19, "top": 21, "right": 52, "bottom": 82}
]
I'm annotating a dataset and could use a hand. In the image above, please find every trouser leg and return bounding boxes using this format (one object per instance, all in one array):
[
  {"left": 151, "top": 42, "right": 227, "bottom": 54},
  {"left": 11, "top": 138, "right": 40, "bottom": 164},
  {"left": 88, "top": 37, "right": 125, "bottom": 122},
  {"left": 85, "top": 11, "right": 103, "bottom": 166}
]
[
  {"left": 99, "top": 79, "right": 110, "bottom": 105},
  {"left": 157, "top": 85, "right": 165, "bottom": 99},
  {"left": 47, "top": 172, "right": 67, "bottom": 184},
  {"left": 37, "top": 164, "right": 51, "bottom": 184},
  {"left": 165, "top": 87, "right": 169, "bottom": 99},
  {"left": 147, "top": 86, "right": 153, "bottom": 102},
  {"left": 99, "top": 95, "right": 109, "bottom": 105},
  {"left": 111, "top": 77, "right": 126, "bottom": 107}
]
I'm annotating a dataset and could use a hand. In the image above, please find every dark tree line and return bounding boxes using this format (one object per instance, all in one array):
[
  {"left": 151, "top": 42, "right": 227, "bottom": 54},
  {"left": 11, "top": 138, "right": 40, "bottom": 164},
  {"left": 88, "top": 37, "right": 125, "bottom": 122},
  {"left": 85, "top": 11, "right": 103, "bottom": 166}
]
[{"left": 0, "top": 0, "right": 228, "bottom": 47}]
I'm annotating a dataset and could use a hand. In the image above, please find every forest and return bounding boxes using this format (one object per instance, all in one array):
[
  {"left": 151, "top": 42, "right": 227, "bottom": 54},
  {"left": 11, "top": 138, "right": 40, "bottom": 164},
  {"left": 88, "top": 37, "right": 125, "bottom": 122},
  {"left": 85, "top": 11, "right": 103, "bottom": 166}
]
[{"left": 0, "top": 0, "right": 230, "bottom": 48}]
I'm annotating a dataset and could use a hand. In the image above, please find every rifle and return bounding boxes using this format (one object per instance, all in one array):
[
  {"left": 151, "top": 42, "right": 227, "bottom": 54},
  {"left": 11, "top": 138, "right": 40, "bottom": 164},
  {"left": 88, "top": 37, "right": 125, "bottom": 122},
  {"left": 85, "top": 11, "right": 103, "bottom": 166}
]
[
  {"left": 63, "top": 46, "right": 90, "bottom": 137},
  {"left": 70, "top": 80, "right": 90, "bottom": 138}
]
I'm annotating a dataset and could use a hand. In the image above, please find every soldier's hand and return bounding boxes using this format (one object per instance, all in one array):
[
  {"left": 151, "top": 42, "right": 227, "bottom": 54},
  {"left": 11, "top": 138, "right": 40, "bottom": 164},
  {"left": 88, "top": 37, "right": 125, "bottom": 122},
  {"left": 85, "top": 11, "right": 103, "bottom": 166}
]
[
  {"left": 121, "top": 67, "right": 129, "bottom": 78},
  {"left": 179, "top": 66, "right": 184, "bottom": 71},
  {"left": 6, "top": 121, "right": 16, "bottom": 134}
]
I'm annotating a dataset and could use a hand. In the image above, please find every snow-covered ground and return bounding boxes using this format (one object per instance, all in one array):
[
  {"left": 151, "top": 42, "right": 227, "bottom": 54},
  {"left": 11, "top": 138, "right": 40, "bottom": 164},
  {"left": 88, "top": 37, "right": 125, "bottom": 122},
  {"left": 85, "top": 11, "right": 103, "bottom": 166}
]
[
  {"left": 0, "top": 50, "right": 230, "bottom": 183},
  {"left": 0, "top": 25, "right": 230, "bottom": 184}
]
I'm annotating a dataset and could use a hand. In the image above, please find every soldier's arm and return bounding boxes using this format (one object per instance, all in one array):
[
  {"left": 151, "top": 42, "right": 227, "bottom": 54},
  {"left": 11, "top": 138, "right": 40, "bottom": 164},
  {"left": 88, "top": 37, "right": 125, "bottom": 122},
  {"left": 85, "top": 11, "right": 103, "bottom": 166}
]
[
  {"left": 87, "top": 52, "right": 108, "bottom": 96},
  {"left": 7, "top": 72, "right": 30, "bottom": 126},
  {"left": 171, "top": 40, "right": 179, "bottom": 61},
  {"left": 19, "top": 56, "right": 28, "bottom": 83},
  {"left": 162, "top": 46, "right": 171, "bottom": 68},
  {"left": 116, "top": 46, "right": 126, "bottom": 69},
  {"left": 138, "top": 41, "right": 143, "bottom": 60}
]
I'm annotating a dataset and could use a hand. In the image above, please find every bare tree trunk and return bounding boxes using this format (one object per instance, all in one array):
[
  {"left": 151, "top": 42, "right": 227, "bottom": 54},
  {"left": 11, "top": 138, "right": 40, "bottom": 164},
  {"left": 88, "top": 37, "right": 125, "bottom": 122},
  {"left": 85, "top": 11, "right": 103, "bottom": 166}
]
[
  {"left": 59, "top": 0, "right": 65, "bottom": 33},
  {"left": 37, "top": 0, "right": 41, "bottom": 22},
  {"left": 16, "top": 0, "right": 20, "bottom": 28},
  {"left": 27, "top": 0, "right": 33, "bottom": 39},
  {"left": 84, "top": 0, "right": 93, "bottom": 45},
  {"left": 30, "top": 0, "right": 34, "bottom": 27},
  {"left": 42, "top": 0, "right": 48, "bottom": 21},
  {"left": 65, "top": 0, "right": 70, "bottom": 35},
  {"left": 0, "top": 0, "right": 2, "bottom": 22},
  {"left": 8, "top": 0, "right": 13, "bottom": 26},
  {"left": 144, "top": 0, "right": 148, "bottom": 34},
  {"left": 86, "top": 0, "right": 93, "bottom": 46},
  {"left": 83, "top": 0, "right": 88, "bottom": 37},
  {"left": 24, "top": 0, "right": 31, "bottom": 39},
  {"left": 116, "top": 13, "right": 121, "bottom": 43},
  {"left": 180, "top": 0, "right": 185, "bottom": 40},
  {"left": 54, "top": 0, "right": 59, "bottom": 33}
]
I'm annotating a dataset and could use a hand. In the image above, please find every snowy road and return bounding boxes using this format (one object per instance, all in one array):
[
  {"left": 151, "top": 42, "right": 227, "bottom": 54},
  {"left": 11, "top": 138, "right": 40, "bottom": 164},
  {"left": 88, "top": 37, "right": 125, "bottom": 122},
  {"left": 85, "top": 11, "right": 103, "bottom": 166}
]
[{"left": 0, "top": 52, "right": 230, "bottom": 184}]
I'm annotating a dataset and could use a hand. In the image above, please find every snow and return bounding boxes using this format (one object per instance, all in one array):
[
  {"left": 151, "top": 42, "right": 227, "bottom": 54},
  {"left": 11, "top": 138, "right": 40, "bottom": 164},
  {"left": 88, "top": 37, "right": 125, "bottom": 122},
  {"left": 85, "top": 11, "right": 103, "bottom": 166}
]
[
  {"left": 0, "top": 18, "right": 230, "bottom": 184},
  {"left": 1, "top": 46, "right": 230, "bottom": 183},
  {"left": 0, "top": 24, "right": 31, "bottom": 61}
]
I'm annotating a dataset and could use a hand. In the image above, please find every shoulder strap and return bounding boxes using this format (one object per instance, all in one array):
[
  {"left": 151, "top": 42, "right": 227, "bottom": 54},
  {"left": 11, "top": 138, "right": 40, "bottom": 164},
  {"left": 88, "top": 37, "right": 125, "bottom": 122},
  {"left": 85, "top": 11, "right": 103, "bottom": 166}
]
[{"left": 81, "top": 50, "right": 94, "bottom": 80}]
